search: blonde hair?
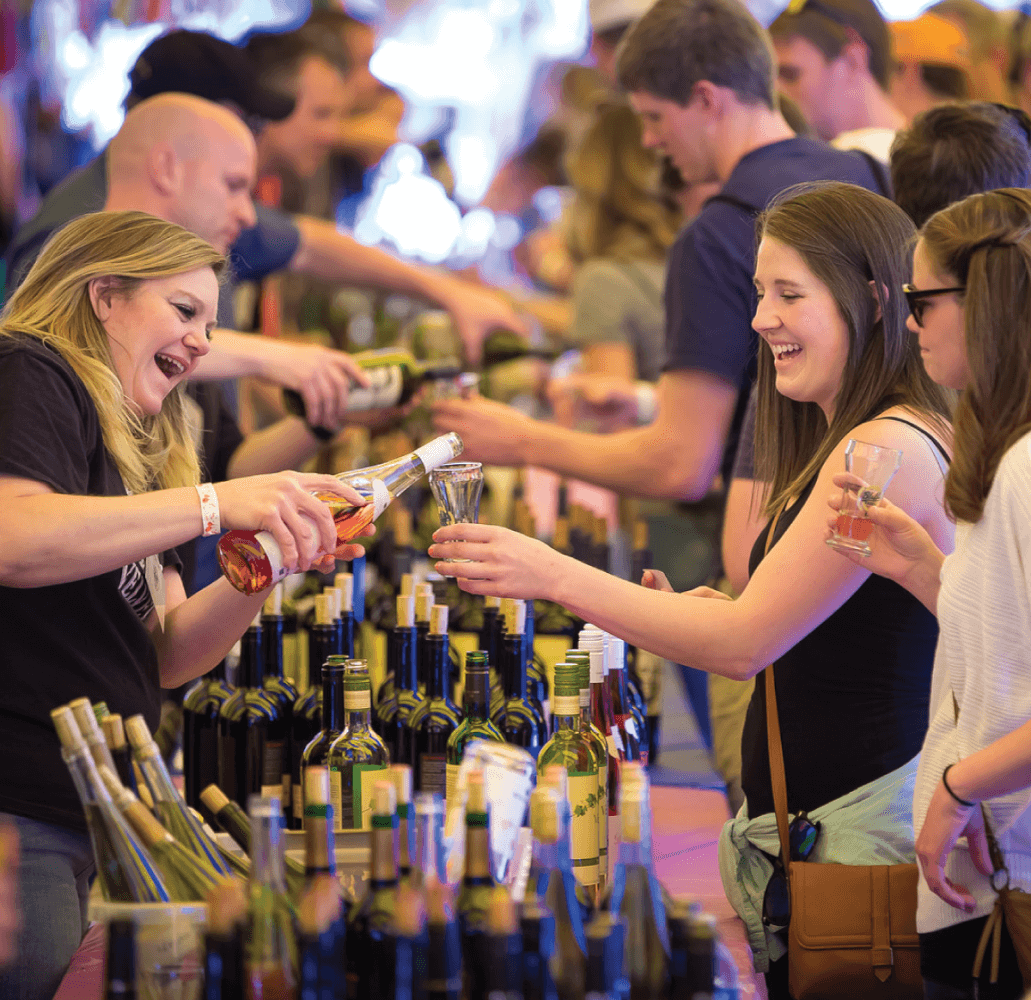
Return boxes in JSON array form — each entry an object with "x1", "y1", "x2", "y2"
[
  {"x1": 921, "y1": 188, "x2": 1031, "y2": 523},
  {"x1": 564, "y1": 102, "x2": 681, "y2": 265},
  {"x1": 1, "y1": 210, "x2": 225, "y2": 495}
]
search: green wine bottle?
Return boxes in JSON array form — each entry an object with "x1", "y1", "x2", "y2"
[{"x1": 445, "y1": 651, "x2": 503, "y2": 812}]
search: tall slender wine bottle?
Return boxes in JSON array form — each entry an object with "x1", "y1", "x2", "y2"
[
  {"x1": 480, "y1": 596, "x2": 506, "y2": 720},
  {"x1": 605, "y1": 636, "x2": 644, "y2": 765},
  {"x1": 217, "y1": 616, "x2": 286, "y2": 813},
  {"x1": 494, "y1": 600, "x2": 546, "y2": 757},
  {"x1": 327, "y1": 660, "x2": 390, "y2": 830},
  {"x1": 524, "y1": 603, "x2": 550, "y2": 726},
  {"x1": 202, "y1": 881, "x2": 247, "y2": 1000},
  {"x1": 261, "y1": 584, "x2": 300, "y2": 810},
  {"x1": 183, "y1": 660, "x2": 233, "y2": 812},
  {"x1": 389, "y1": 764, "x2": 415, "y2": 882},
  {"x1": 333, "y1": 572, "x2": 357, "y2": 659},
  {"x1": 68, "y1": 698, "x2": 117, "y2": 775},
  {"x1": 445, "y1": 652, "x2": 504, "y2": 812},
  {"x1": 585, "y1": 913, "x2": 627, "y2": 1000},
  {"x1": 299, "y1": 655, "x2": 348, "y2": 828},
  {"x1": 101, "y1": 714, "x2": 140, "y2": 799},
  {"x1": 567, "y1": 652, "x2": 609, "y2": 889},
  {"x1": 218, "y1": 433, "x2": 464, "y2": 594},
  {"x1": 424, "y1": 879, "x2": 463, "y2": 1000},
  {"x1": 410, "y1": 606, "x2": 462, "y2": 795},
  {"x1": 392, "y1": 883, "x2": 429, "y2": 1000},
  {"x1": 290, "y1": 593, "x2": 339, "y2": 829},
  {"x1": 377, "y1": 595, "x2": 422, "y2": 763},
  {"x1": 125, "y1": 715, "x2": 232, "y2": 877},
  {"x1": 347, "y1": 780, "x2": 400, "y2": 1000},
  {"x1": 412, "y1": 791, "x2": 447, "y2": 891},
  {"x1": 244, "y1": 795, "x2": 297, "y2": 998},
  {"x1": 414, "y1": 587, "x2": 434, "y2": 691},
  {"x1": 486, "y1": 887, "x2": 522, "y2": 1000},
  {"x1": 529, "y1": 786, "x2": 586, "y2": 1000},
  {"x1": 520, "y1": 896, "x2": 558, "y2": 1000},
  {"x1": 537, "y1": 666, "x2": 600, "y2": 893},
  {"x1": 51, "y1": 707, "x2": 168, "y2": 903},
  {"x1": 628, "y1": 519, "x2": 662, "y2": 766},
  {"x1": 456, "y1": 770, "x2": 496, "y2": 1000}
]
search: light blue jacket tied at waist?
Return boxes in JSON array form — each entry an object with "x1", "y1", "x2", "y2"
[{"x1": 717, "y1": 754, "x2": 919, "y2": 973}]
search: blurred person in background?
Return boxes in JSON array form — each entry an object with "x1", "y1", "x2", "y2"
[
  {"x1": 931, "y1": 0, "x2": 1013, "y2": 102},
  {"x1": 768, "y1": 0, "x2": 905, "y2": 162},
  {"x1": 889, "y1": 13, "x2": 974, "y2": 122}
]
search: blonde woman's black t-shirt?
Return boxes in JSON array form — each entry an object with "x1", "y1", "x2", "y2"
[{"x1": 0, "y1": 336, "x2": 173, "y2": 832}]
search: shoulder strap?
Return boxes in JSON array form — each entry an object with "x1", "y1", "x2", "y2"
[
  {"x1": 855, "y1": 149, "x2": 892, "y2": 198},
  {"x1": 761, "y1": 503, "x2": 793, "y2": 872},
  {"x1": 873, "y1": 415, "x2": 951, "y2": 472}
]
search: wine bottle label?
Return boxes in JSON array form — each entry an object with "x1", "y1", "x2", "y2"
[
  {"x1": 262, "y1": 740, "x2": 284, "y2": 800},
  {"x1": 615, "y1": 713, "x2": 639, "y2": 741},
  {"x1": 420, "y1": 753, "x2": 447, "y2": 796},
  {"x1": 415, "y1": 434, "x2": 462, "y2": 472},
  {"x1": 607, "y1": 730, "x2": 624, "y2": 759},
  {"x1": 567, "y1": 771, "x2": 600, "y2": 887},
  {"x1": 370, "y1": 479, "x2": 390, "y2": 520},
  {"x1": 344, "y1": 365, "x2": 405, "y2": 412},
  {"x1": 445, "y1": 761, "x2": 461, "y2": 814},
  {"x1": 552, "y1": 695, "x2": 580, "y2": 717},
  {"x1": 353, "y1": 763, "x2": 387, "y2": 830},
  {"x1": 330, "y1": 767, "x2": 343, "y2": 832},
  {"x1": 579, "y1": 690, "x2": 590, "y2": 709},
  {"x1": 344, "y1": 690, "x2": 371, "y2": 711}
]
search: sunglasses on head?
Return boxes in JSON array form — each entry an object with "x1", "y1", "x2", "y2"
[
  {"x1": 903, "y1": 284, "x2": 966, "y2": 326},
  {"x1": 762, "y1": 811, "x2": 822, "y2": 928}
]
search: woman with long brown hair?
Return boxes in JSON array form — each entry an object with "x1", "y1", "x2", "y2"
[
  {"x1": 428, "y1": 181, "x2": 955, "y2": 993},
  {"x1": 826, "y1": 188, "x2": 1031, "y2": 999}
]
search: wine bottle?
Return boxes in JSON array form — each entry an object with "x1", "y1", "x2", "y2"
[
  {"x1": 479, "y1": 596, "x2": 506, "y2": 720},
  {"x1": 456, "y1": 770, "x2": 495, "y2": 1000},
  {"x1": 104, "y1": 918, "x2": 136, "y2": 1000},
  {"x1": 410, "y1": 606, "x2": 462, "y2": 795},
  {"x1": 524, "y1": 602, "x2": 550, "y2": 728},
  {"x1": 486, "y1": 887, "x2": 521, "y2": 1000},
  {"x1": 582, "y1": 633, "x2": 623, "y2": 826},
  {"x1": 392, "y1": 883, "x2": 429, "y2": 1000},
  {"x1": 494, "y1": 601, "x2": 546, "y2": 758},
  {"x1": 334, "y1": 572, "x2": 357, "y2": 658},
  {"x1": 125, "y1": 714, "x2": 233, "y2": 877},
  {"x1": 218, "y1": 432, "x2": 464, "y2": 595},
  {"x1": 98, "y1": 765, "x2": 223, "y2": 902},
  {"x1": 528, "y1": 786, "x2": 586, "y2": 1000},
  {"x1": 347, "y1": 780, "x2": 400, "y2": 1000},
  {"x1": 101, "y1": 714, "x2": 140, "y2": 799},
  {"x1": 377, "y1": 595, "x2": 422, "y2": 763},
  {"x1": 536, "y1": 766, "x2": 593, "y2": 924},
  {"x1": 68, "y1": 698, "x2": 117, "y2": 775},
  {"x1": 604, "y1": 777, "x2": 669, "y2": 1000},
  {"x1": 605, "y1": 637, "x2": 644, "y2": 765},
  {"x1": 626, "y1": 523, "x2": 660, "y2": 764},
  {"x1": 297, "y1": 876, "x2": 346, "y2": 1000},
  {"x1": 262, "y1": 584, "x2": 300, "y2": 811},
  {"x1": 183, "y1": 661, "x2": 233, "y2": 813},
  {"x1": 520, "y1": 897, "x2": 558, "y2": 1000},
  {"x1": 203, "y1": 881, "x2": 247, "y2": 1000},
  {"x1": 327, "y1": 660, "x2": 390, "y2": 830},
  {"x1": 290, "y1": 593, "x2": 339, "y2": 829},
  {"x1": 299, "y1": 655, "x2": 349, "y2": 827},
  {"x1": 567, "y1": 652, "x2": 609, "y2": 889},
  {"x1": 584, "y1": 912, "x2": 626, "y2": 1000},
  {"x1": 412, "y1": 791, "x2": 447, "y2": 891},
  {"x1": 284, "y1": 348, "x2": 463, "y2": 422},
  {"x1": 389, "y1": 764, "x2": 415, "y2": 881},
  {"x1": 414, "y1": 586, "x2": 434, "y2": 690},
  {"x1": 244, "y1": 795, "x2": 297, "y2": 998},
  {"x1": 424, "y1": 878, "x2": 463, "y2": 1000},
  {"x1": 446, "y1": 652, "x2": 504, "y2": 812},
  {"x1": 51, "y1": 707, "x2": 168, "y2": 903},
  {"x1": 216, "y1": 616, "x2": 286, "y2": 814}
]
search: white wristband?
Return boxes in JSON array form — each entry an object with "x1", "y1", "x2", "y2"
[{"x1": 195, "y1": 483, "x2": 221, "y2": 537}]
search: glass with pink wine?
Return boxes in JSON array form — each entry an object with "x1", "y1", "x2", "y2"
[
  {"x1": 825, "y1": 438, "x2": 902, "y2": 557},
  {"x1": 217, "y1": 433, "x2": 463, "y2": 595}
]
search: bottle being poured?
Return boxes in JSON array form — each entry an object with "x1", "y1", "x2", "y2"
[{"x1": 218, "y1": 432, "x2": 463, "y2": 595}]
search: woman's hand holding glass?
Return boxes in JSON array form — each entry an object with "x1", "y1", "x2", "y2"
[
  {"x1": 824, "y1": 472, "x2": 937, "y2": 586},
  {"x1": 214, "y1": 471, "x2": 374, "y2": 574}
]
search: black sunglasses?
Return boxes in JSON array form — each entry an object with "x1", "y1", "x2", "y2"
[
  {"x1": 903, "y1": 284, "x2": 966, "y2": 326},
  {"x1": 762, "y1": 812, "x2": 822, "y2": 928}
]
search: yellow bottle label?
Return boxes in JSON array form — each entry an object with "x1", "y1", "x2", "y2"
[
  {"x1": 344, "y1": 690, "x2": 371, "y2": 711},
  {"x1": 293, "y1": 784, "x2": 304, "y2": 824},
  {"x1": 567, "y1": 771, "x2": 600, "y2": 887},
  {"x1": 329, "y1": 768, "x2": 343, "y2": 833},
  {"x1": 446, "y1": 761, "x2": 461, "y2": 815},
  {"x1": 355, "y1": 763, "x2": 388, "y2": 830}
]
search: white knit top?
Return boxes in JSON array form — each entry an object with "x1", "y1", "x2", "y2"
[{"x1": 914, "y1": 431, "x2": 1031, "y2": 934}]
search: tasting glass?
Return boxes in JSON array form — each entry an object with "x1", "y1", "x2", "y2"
[
  {"x1": 826, "y1": 439, "x2": 902, "y2": 557},
  {"x1": 429, "y1": 462, "x2": 484, "y2": 567}
]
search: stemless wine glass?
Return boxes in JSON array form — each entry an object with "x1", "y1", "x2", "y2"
[
  {"x1": 826, "y1": 439, "x2": 903, "y2": 557},
  {"x1": 429, "y1": 462, "x2": 484, "y2": 567}
]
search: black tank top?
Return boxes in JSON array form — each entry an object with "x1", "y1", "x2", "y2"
[{"x1": 740, "y1": 418, "x2": 947, "y2": 818}]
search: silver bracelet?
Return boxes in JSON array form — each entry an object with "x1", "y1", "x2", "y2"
[{"x1": 195, "y1": 483, "x2": 221, "y2": 537}]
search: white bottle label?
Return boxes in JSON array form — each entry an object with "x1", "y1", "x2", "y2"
[
  {"x1": 446, "y1": 762, "x2": 461, "y2": 815},
  {"x1": 345, "y1": 366, "x2": 405, "y2": 412}
]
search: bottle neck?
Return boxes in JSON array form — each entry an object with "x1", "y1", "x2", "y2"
[
  {"x1": 551, "y1": 709, "x2": 580, "y2": 734},
  {"x1": 463, "y1": 669, "x2": 490, "y2": 721},
  {"x1": 261, "y1": 615, "x2": 284, "y2": 679},
  {"x1": 310, "y1": 624, "x2": 339, "y2": 679},
  {"x1": 344, "y1": 704, "x2": 372, "y2": 732},
  {"x1": 394, "y1": 627, "x2": 419, "y2": 693},
  {"x1": 322, "y1": 669, "x2": 345, "y2": 734},
  {"x1": 370, "y1": 816, "x2": 398, "y2": 885},
  {"x1": 464, "y1": 813, "x2": 491, "y2": 882},
  {"x1": 339, "y1": 612, "x2": 356, "y2": 659},
  {"x1": 609, "y1": 666, "x2": 631, "y2": 711},
  {"x1": 415, "y1": 809, "x2": 443, "y2": 884},
  {"x1": 250, "y1": 810, "x2": 286, "y2": 892},
  {"x1": 304, "y1": 804, "x2": 335, "y2": 877},
  {"x1": 480, "y1": 608, "x2": 498, "y2": 665},
  {"x1": 426, "y1": 635, "x2": 449, "y2": 700},
  {"x1": 239, "y1": 627, "x2": 263, "y2": 688},
  {"x1": 503, "y1": 635, "x2": 526, "y2": 700},
  {"x1": 397, "y1": 805, "x2": 412, "y2": 873},
  {"x1": 616, "y1": 833, "x2": 649, "y2": 869}
]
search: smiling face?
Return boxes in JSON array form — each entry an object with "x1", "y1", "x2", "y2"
[
  {"x1": 753, "y1": 236, "x2": 852, "y2": 419},
  {"x1": 908, "y1": 239, "x2": 969, "y2": 390},
  {"x1": 629, "y1": 90, "x2": 717, "y2": 186},
  {"x1": 91, "y1": 267, "x2": 219, "y2": 417}
]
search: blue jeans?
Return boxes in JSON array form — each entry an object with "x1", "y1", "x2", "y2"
[{"x1": 0, "y1": 813, "x2": 94, "y2": 1000}]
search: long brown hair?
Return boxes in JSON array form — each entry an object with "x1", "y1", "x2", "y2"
[
  {"x1": 754, "y1": 182, "x2": 953, "y2": 515},
  {"x1": 1, "y1": 211, "x2": 225, "y2": 494},
  {"x1": 921, "y1": 188, "x2": 1031, "y2": 523}
]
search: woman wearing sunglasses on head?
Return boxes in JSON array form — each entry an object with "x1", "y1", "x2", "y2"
[
  {"x1": 825, "y1": 189, "x2": 1031, "y2": 1000},
  {"x1": 0, "y1": 210, "x2": 373, "y2": 1000},
  {"x1": 429, "y1": 181, "x2": 955, "y2": 996}
]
